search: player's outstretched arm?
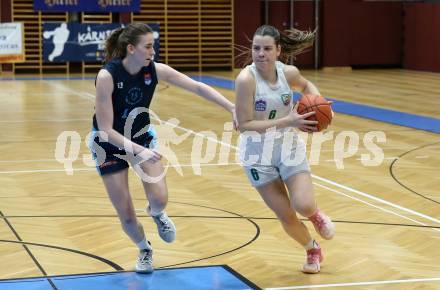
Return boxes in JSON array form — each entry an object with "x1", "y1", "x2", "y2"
[{"x1": 155, "y1": 62, "x2": 237, "y2": 128}]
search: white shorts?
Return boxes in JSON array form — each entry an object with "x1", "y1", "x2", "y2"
[{"x1": 239, "y1": 130, "x2": 310, "y2": 187}]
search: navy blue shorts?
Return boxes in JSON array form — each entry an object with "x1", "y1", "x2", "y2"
[{"x1": 88, "y1": 126, "x2": 157, "y2": 176}]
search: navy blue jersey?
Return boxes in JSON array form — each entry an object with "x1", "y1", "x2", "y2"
[{"x1": 93, "y1": 59, "x2": 158, "y2": 142}]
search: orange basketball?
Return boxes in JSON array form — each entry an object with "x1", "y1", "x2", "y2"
[{"x1": 297, "y1": 94, "x2": 333, "y2": 132}]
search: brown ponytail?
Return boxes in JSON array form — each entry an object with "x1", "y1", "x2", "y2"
[
  {"x1": 104, "y1": 27, "x2": 124, "y2": 62},
  {"x1": 235, "y1": 24, "x2": 316, "y2": 66},
  {"x1": 104, "y1": 23, "x2": 153, "y2": 63}
]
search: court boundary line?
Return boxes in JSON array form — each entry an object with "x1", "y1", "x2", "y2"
[
  {"x1": 312, "y1": 175, "x2": 439, "y2": 224},
  {"x1": 313, "y1": 182, "x2": 440, "y2": 232},
  {"x1": 265, "y1": 277, "x2": 440, "y2": 289}
]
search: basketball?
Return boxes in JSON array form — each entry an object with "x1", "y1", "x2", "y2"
[{"x1": 297, "y1": 94, "x2": 333, "y2": 131}]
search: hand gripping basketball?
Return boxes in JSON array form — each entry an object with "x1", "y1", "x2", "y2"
[{"x1": 297, "y1": 94, "x2": 333, "y2": 132}]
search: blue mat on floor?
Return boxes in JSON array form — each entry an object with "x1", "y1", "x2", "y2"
[{"x1": 0, "y1": 265, "x2": 260, "y2": 290}]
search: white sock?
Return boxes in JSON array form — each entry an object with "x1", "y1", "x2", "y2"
[
  {"x1": 147, "y1": 205, "x2": 163, "y2": 217},
  {"x1": 136, "y1": 238, "x2": 152, "y2": 251},
  {"x1": 304, "y1": 239, "x2": 319, "y2": 250}
]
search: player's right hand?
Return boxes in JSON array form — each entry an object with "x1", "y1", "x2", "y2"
[
  {"x1": 137, "y1": 148, "x2": 162, "y2": 163},
  {"x1": 287, "y1": 102, "x2": 318, "y2": 132}
]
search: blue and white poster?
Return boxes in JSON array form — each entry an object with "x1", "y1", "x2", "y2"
[
  {"x1": 34, "y1": 0, "x2": 140, "y2": 12},
  {"x1": 42, "y1": 23, "x2": 160, "y2": 63}
]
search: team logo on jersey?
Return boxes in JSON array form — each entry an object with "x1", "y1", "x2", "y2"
[
  {"x1": 255, "y1": 99, "x2": 267, "y2": 111},
  {"x1": 144, "y1": 73, "x2": 152, "y2": 85},
  {"x1": 117, "y1": 82, "x2": 123, "y2": 89},
  {"x1": 281, "y1": 94, "x2": 291, "y2": 106},
  {"x1": 126, "y1": 87, "x2": 143, "y2": 105}
]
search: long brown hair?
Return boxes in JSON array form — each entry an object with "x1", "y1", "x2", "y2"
[
  {"x1": 104, "y1": 23, "x2": 153, "y2": 62},
  {"x1": 235, "y1": 24, "x2": 315, "y2": 66}
]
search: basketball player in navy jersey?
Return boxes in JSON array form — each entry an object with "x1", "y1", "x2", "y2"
[{"x1": 89, "y1": 23, "x2": 237, "y2": 273}]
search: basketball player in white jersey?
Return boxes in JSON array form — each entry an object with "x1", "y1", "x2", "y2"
[{"x1": 235, "y1": 25, "x2": 335, "y2": 274}]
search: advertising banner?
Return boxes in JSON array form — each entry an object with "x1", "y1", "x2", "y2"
[
  {"x1": 0, "y1": 22, "x2": 25, "y2": 63},
  {"x1": 42, "y1": 23, "x2": 160, "y2": 63},
  {"x1": 34, "y1": 0, "x2": 140, "y2": 12}
]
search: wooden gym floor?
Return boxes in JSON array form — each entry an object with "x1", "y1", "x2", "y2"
[{"x1": 0, "y1": 68, "x2": 439, "y2": 289}]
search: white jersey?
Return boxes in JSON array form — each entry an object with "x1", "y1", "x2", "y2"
[
  {"x1": 250, "y1": 61, "x2": 293, "y2": 125},
  {"x1": 238, "y1": 61, "x2": 310, "y2": 185},
  {"x1": 239, "y1": 61, "x2": 307, "y2": 169}
]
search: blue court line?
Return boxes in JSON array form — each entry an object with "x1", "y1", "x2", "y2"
[
  {"x1": 191, "y1": 75, "x2": 235, "y2": 90},
  {"x1": 191, "y1": 75, "x2": 440, "y2": 134},
  {"x1": 0, "y1": 265, "x2": 260, "y2": 290},
  {"x1": 2, "y1": 74, "x2": 438, "y2": 133},
  {"x1": 326, "y1": 98, "x2": 440, "y2": 133}
]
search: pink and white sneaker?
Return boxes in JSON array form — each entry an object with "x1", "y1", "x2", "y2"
[
  {"x1": 308, "y1": 209, "x2": 335, "y2": 240},
  {"x1": 302, "y1": 245, "x2": 324, "y2": 274}
]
